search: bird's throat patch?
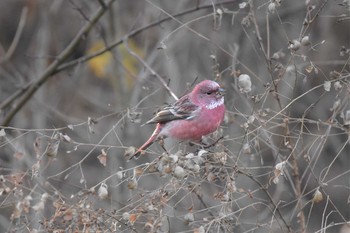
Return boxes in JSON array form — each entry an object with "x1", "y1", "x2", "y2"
[{"x1": 206, "y1": 98, "x2": 224, "y2": 110}]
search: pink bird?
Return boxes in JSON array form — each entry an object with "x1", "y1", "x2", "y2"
[{"x1": 130, "y1": 80, "x2": 225, "y2": 159}]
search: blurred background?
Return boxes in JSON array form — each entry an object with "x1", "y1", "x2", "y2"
[{"x1": 0, "y1": 0, "x2": 349, "y2": 232}]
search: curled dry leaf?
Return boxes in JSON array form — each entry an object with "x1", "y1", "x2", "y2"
[
  {"x1": 88, "y1": 117, "x2": 97, "y2": 134},
  {"x1": 134, "y1": 167, "x2": 143, "y2": 177},
  {"x1": 128, "y1": 178, "x2": 138, "y2": 190},
  {"x1": 270, "y1": 161, "x2": 287, "y2": 184},
  {"x1": 129, "y1": 213, "x2": 138, "y2": 225},
  {"x1": 312, "y1": 187, "x2": 323, "y2": 203},
  {"x1": 97, "y1": 149, "x2": 107, "y2": 167}
]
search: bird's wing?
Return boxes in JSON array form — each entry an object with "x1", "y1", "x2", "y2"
[{"x1": 144, "y1": 95, "x2": 199, "y2": 125}]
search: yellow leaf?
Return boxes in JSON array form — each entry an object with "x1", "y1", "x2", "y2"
[
  {"x1": 87, "y1": 41, "x2": 113, "y2": 78},
  {"x1": 118, "y1": 40, "x2": 144, "y2": 89}
]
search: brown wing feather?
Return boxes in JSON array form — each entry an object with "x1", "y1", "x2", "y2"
[{"x1": 144, "y1": 94, "x2": 199, "y2": 125}]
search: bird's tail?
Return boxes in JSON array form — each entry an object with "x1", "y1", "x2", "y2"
[{"x1": 129, "y1": 123, "x2": 162, "y2": 160}]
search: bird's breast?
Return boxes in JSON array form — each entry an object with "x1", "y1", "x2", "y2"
[{"x1": 159, "y1": 104, "x2": 225, "y2": 141}]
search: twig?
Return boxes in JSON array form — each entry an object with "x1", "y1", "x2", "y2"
[
  {"x1": 237, "y1": 168, "x2": 292, "y2": 232},
  {"x1": 123, "y1": 36, "x2": 178, "y2": 101},
  {"x1": 250, "y1": 1, "x2": 283, "y2": 110}
]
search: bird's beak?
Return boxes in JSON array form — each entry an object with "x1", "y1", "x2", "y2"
[{"x1": 216, "y1": 87, "x2": 225, "y2": 97}]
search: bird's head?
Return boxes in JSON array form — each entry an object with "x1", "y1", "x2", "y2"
[{"x1": 191, "y1": 80, "x2": 225, "y2": 109}]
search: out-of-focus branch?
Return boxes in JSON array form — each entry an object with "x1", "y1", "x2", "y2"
[
  {"x1": 0, "y1": 0, "x2": 116, "y2": 126},
  {"x1": 237, "y1": 168, "x2": 292, "y2": 232},
  {"x1": 0, "y1": 7, "x2": 28, "y2": 63},
  {"x1": 55, "y1": 0, "x2": 237, "y2": 73},
  {"x1": 0, "y1": 0, "x2": 236, "y2": 120},
  {"x1": 123, "y1": 36, "x2": 178, "y2": 101}
]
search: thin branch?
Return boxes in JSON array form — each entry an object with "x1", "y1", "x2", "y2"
[
  {"x1": 123, "y1": 36, "x2": 178, "y2": 101},
  {"x1": 237, "y1": 168, "x2": 292, "y2": 232}
]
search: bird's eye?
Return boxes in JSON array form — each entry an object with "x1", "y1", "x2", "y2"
[{"x1": 206, "y1": 91, "x2": 212, "y2": 95}]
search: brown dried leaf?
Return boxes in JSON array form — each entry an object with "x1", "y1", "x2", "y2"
[
  {"x1": 97, "y1": 149, "x2": 107, "y2": 167},
  {"x1": 129, "y1": 213, "x2": 138, "y2": 225},
  {"x1": 134, "y1": 167, "x2": 143, "y2": 177},
  {"x1": 64, "y1": 209, "x2": 74, "y2": 221}
]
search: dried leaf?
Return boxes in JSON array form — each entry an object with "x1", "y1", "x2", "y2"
[
  {"x1": 312, "y1": 187, "x2": 323, "y2": 203},
  {"x1": 88, "y1": 117, "x2": 97, "y2": 134},
  {"x1": 129, "y1": 213, "x2": 138, "y2": 225},
  {"x1": 270, "y1": 161, "x2": 286, "y2": 184},
  {"x1": 128, "y1": 178, "x2": 137, "y2": 190},
  {"x1": 63, "y1": 210, "x2": 74, "y2": 221},
  {"x1": 97, "y1": 149, "x2": 107, "y2": 167},
  {"x1": 134, "y1": 167, "x2": 143, "y2": 177}
]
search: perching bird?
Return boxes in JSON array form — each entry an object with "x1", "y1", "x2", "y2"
[{"x1": 130, "y1": 80, "x2": 225, "y2": 159}]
